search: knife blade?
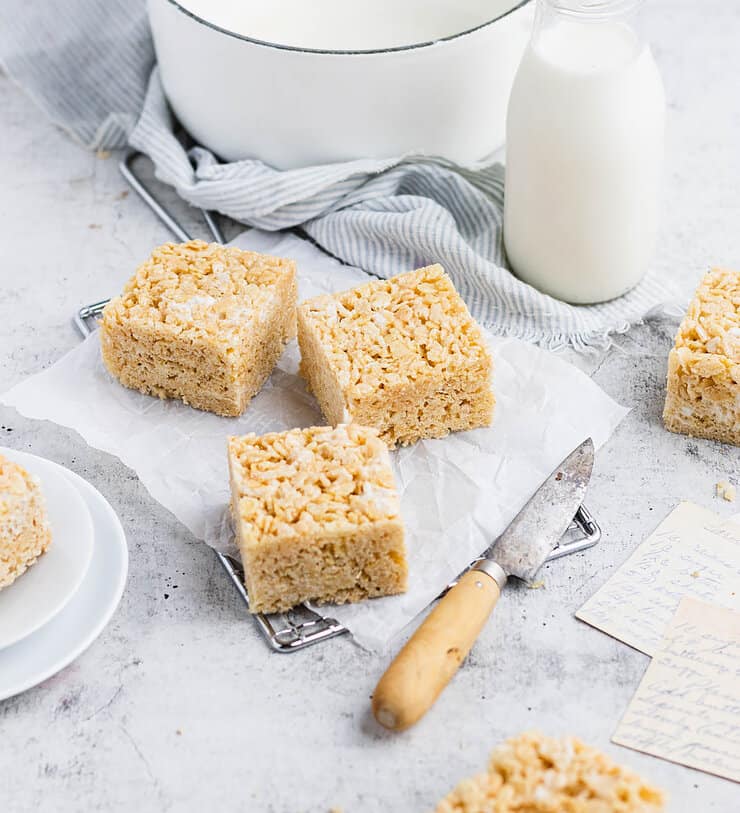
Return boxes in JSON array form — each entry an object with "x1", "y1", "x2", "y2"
[
  {"x1": 372, "y1": 437, "x2": 595, "y2": 732},
  {"x1": 476, "y1": 436, "x2": 594, "y2": 586}
]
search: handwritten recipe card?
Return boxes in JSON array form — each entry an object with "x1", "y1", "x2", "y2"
[
  {"x1": 613, "y1": 597, "x2": 740, "y2": 783},
  {"x1": 576, "y1": 502, "x2": 740, "y2": 655}
]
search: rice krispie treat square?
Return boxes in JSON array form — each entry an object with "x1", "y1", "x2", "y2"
[
  {"x1": 228, "y1": 424, "x2": 407, "y2": 614},
  {"x1": 101, "y1": 240, "x2": 297, "y2": 417},
  {"x1": 297, "y1": 265, "x2": 494, "y2": 447},
  {"x1": 1, "y1": 455, "x2": 51, "y2": 591},
  {"x1": 663, "y1": 268, "x2": 739, "y2": 446},
  {"x1": 434, "y1": 732, "x2": 665, "y2": 813}
]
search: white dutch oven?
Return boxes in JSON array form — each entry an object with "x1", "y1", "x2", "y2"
[{"x1": 148, "y1": 0, "x2": 534, "y2": 170}]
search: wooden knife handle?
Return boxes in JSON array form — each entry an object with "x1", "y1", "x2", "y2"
[{"x1": 372, "y1": 568, "x2": 502, "y2": 731}]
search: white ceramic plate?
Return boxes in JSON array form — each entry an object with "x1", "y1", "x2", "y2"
[
  {"x1": 0, "y1": 449, "x2": 94, "y2": 649},
  {"x1": 0, "y1": 454, "x2": 128, "y2": 701}
]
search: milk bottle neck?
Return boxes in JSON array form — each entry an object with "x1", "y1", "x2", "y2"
[
  {"x1": 532, "y1": 0, "x2": 647, "y2": 71},
  {"x1": 536, "y1": 0, "x2": 644, "y2": 22}
]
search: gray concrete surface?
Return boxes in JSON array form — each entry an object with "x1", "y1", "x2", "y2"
[{"x1": 0, "y1": 2, "x2": 738, "y2": 810}]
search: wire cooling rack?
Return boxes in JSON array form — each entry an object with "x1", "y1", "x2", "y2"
[{"x1": 73, "y1": 150, "x2": 602, "y2": 652}]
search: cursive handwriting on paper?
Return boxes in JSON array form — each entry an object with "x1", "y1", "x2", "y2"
[
  {"x1": 613, "y1": 597, "x2": 740, "y2": 783},
  {"x1": 576, "y1": 502, "x2": 740, "y2": 655}
]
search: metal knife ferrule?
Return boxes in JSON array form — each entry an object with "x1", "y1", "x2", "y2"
[{"x1": 473, "y1": 559, "x2": 508, "y2": 590}]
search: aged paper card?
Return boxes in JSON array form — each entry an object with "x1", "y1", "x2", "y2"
[
  {"x1": 613, "y1": 597, "x2": 740, "y2": 783},
  {"x1": 576, "y1": 502, "x2": 740, "y2": 655}
]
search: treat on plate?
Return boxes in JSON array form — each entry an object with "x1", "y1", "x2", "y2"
[
  {"x1": 297, "y1": 264, "x2": 494, "y2": 447},
  {"x1": 663, "y1": 267, "x2": 739, "y2": 446},
  {"x1": 434, "y1": 731, "x2": 665, "y2": 813},
  {"x1": 228, "y1": 424, "x2": 407, "y2": 614},
  {"x1": 0, "y1": 454, "x2": 52, "y2": 590},
  {"x1": 100, "y1": 240, "x2": 297, "y2": 417}
]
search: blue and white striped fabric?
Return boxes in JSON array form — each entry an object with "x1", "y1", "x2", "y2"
[{"x1": 1, "y1": 0, "x2": 672, "y2": 349}]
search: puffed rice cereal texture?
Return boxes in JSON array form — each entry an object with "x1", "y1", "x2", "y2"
[
  {"x1": 228, "y1": 424, "x2": 407, "y2": 614},
  {"x1": 101, "y1": 240, "x2": 297, "y2": 417},
  {"x1": 663, "y1": 268, "x2": 739, "y2": 445},
  {"x1": 433, "y1": 732, "x2": 665, "y2": 813},
  {"x1": 297, "y1": 265, "x2": 494, "y2": 447},
  {"x1": 0, "y1": 454, "x2": 51, "y2": 590}
]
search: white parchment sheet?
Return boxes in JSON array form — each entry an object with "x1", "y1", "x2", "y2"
[{"x1": 1, "y1": 231, "x2": 628, "y2": 651}]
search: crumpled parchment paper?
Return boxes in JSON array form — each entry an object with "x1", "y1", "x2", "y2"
[{"x1": 1, "y1": 230, "x2": 628, "y2": 651}]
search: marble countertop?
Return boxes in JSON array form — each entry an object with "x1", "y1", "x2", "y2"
[{"x1": 0, "y1": 2, "x2": 738, "y2": 810}]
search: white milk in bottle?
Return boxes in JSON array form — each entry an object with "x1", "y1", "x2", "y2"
[{"x1": 504, "y1": 0, "x2": 665, "y2": 304}]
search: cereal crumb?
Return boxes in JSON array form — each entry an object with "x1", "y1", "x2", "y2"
[
  {"x1": 96, "y1": 149, "x2": 111, "y2": 159},
  {"x1": 528, "y1": 580, "x2": 545, "y2": 590},
  {"x1": 716, "y1": 480, "x2": 736, "y2": 502},
  {"x1": 690, "y1": 571, "x2": 701, "y2": 578}
]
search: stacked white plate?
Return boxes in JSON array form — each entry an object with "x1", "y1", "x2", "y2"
[{"x1": 0, "y1": 448, "x2": 128, "y2": 700}]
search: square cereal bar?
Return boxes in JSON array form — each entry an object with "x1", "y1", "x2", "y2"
[
  {"x1": 228, "y1": 424, "x2": 407, "y2": 614},
  {"x1": 101, "y1": 240, "x2": 297, "y2": 417},
  {"x1": 1, "y1": 454, "x2": 51, "y2": 590},
  {"x1": 297, "y1": 265, "x2": 494, "y2": 447},
  {"x1": 663, "y1": 268, "x2": 739, "y2": 446},
  {"x1": 434, "y1": 732, "x2": 665, "y2": 813}
]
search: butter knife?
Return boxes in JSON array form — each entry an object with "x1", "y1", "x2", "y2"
[{"x1": 372, "y1": 437, "x2": 595, "y2": 731}]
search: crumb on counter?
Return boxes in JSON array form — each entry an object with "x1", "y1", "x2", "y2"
[{"x1": 716, "y1": 480, "x2": 737, "y2": 502}]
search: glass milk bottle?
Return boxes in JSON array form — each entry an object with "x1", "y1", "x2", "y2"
[{"x1": 503, "y1": 0, "x2": 665, "y2": 304}]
